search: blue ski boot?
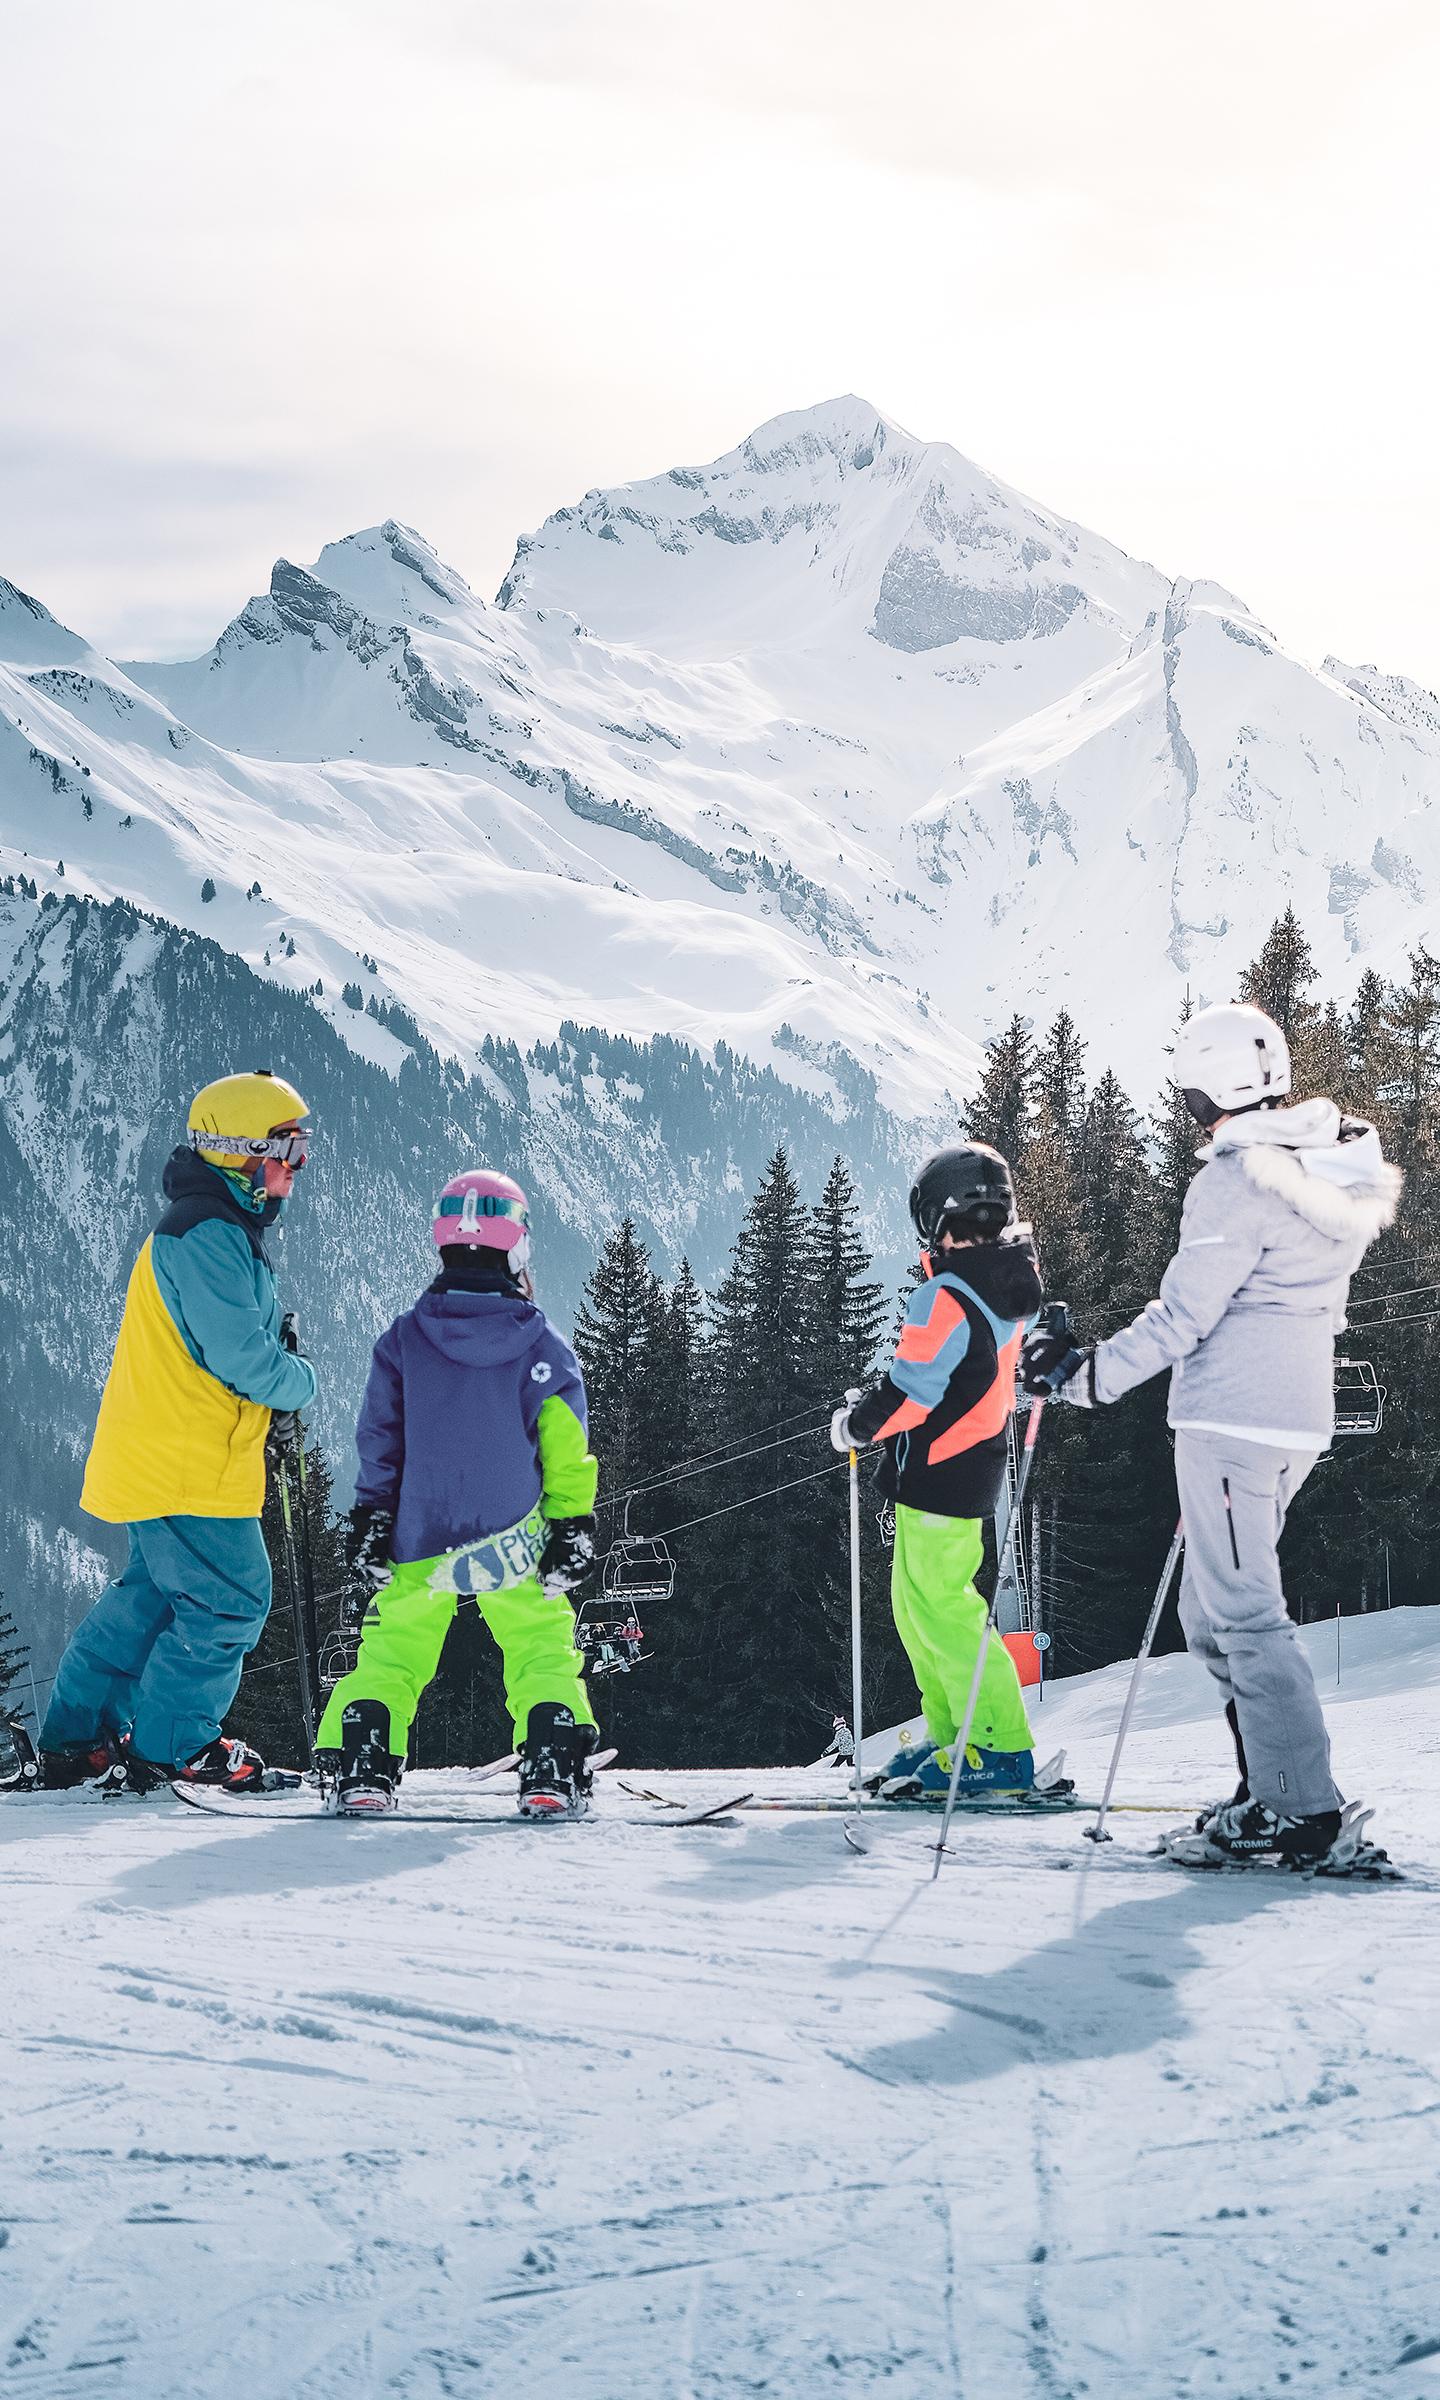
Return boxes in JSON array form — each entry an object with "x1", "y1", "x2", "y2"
[
  {"x1": 870, "y1": 1730, "x2": 937, "y2": 1795},
  {"x1": 909, "y1": 1744, "x2": 1037, "y2": 1801}
]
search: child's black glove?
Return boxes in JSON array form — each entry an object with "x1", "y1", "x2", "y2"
[
  {"x1": 346, "y1": 1504, "x2": 396, "y2": 1591},
  {"x1": 538, "y1": 1516, "x2": 598, "y2": 1598},
  {"x1": 1020, "y1": 1321, "x2": 1095, "y2": 1404}
]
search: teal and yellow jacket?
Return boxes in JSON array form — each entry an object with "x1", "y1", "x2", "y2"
[{"x1": 82, "y1": 1148, "x2": 316, "y2": 1524}]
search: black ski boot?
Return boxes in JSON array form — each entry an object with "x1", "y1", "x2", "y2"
[
  {"x1": 334, "y1": 1699, "x2": 403, "y2": 1815},
  {"x1": 517, "y1": 1704, "x2": 598, "y2": 1820},
  {"x1": 38, "y1": 1733, "x2": 128, "y2": 1792},
  {"x1": 1, "y1": 1710, "x2": 40, "y2": 1791},
  {"x1": 1162, "y1": 1794, "x2": 1399, "y2": 1877},
  {"x1": 127, "y1": 1735, "x2": 271, "y2": 1794}
]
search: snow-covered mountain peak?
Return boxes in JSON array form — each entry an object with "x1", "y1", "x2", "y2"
[
  {"x1": 5, "y1": 394, "x2": 1440, "y2": 1118},
  {"x1": 0, "y1": 577, "x2": 90, "y2": 671},
  {"x1": 122, "y1": 527, "x2": 498, "y2": 766},
  {"x1": 309, "y1": 520, "x2": 485, "y2": 635},
  {"x1": 496, "y1": 393, "x2": 1170, "y2": 663}
]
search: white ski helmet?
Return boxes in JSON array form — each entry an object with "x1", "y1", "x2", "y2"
[{"x1": 1174, "y1": 1002, "x2": 1292, "y2": 1124}]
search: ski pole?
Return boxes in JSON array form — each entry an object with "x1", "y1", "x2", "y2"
[
  {"x1": 1084, "y1": 1518, "x2": 1185, "y2": 1846},
  {"x1": 846, "y1": 1388, "x2": 864, "y2": 1809},
  {"x1": 930, "y1": 1394, "x2": 1047, "y2": 1880},
  {"x1": 294, "y1": 1436, "x2": 323, "y2": 1722},
  {"x1": 276, "y1": 1454, "x2": 319, "y2": 1754},
  {"x1": 278, "y1": 1309, "x2": 322, "y2": 1742}
]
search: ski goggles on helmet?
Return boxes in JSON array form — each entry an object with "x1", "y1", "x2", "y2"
[
  {"x1": 189, "y1": 1125, "x2": 313, "y2": 1166},
  {"x1": 432, "y1": 1189, "x2": 529, "y2": 1231}
]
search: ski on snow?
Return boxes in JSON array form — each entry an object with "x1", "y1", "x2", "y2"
[{"x1": 169, "y1": 1781, "x2": 752, "y2": 1829}]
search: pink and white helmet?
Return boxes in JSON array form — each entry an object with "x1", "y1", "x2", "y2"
[{"x1": 431, "y1": 1168, "x2": 532, "y2": 1268}]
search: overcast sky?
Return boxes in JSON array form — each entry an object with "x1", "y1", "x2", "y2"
[{"x1": 3, "y1": 0, "x2": 1437, "y2": 678}]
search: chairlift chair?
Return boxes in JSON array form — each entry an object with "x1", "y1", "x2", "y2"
[
  {"x1": 318, "y1": 1626, "x2": 360, "y2": 1689},
  {"x1": 575, "y1": 1596, "x2": 651, "y2": 1679},
  {"x1": 1332, "y1": 1357, "x2": 1386, "y2": 1438},
  {"x1": 601, "y1": 1532, "x2": 676, "y2": 1608}
]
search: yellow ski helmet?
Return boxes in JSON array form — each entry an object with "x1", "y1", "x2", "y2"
[{"x1": 187, "y1": 1069, "x2": 311, "y2": 1170}]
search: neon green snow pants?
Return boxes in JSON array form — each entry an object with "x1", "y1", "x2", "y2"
[
  {"x1": 891, "y1": 1504, "x2": 1033, "y2": 1754},
  {"x1": 315, "y1": 1556, "x2": 596, "y2": 1755}
]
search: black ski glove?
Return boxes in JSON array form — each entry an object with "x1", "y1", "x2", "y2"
[
  {"x1": 346, "y1": 1503, "x2": 396, "y2": 1592},
  {"x1": 1020, "y1": 1322, "x2": 1096, "y2": 1405},
  {"x1": 267, "y1": 1410, "x2": 302, "y2": 1457},
  {"x1": 538, "y1": 1516, "x2": 598, "y2": 1598}
]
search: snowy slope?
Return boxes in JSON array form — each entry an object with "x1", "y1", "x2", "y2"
[
  {"x1": 4, "y1": 400, "x2": 1440, "y2": 1116},
  {"x1": 4, "y1": 1606, "x2": 1439, "y2": 2397}
]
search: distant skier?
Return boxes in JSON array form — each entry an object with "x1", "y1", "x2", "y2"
[
  {"x1": 831, "y1": 1142, "x2": 1054, "y2": 1802},
  {"x1": 820, "y1": 1714, "x2": 855, "y2": 1769},
  {"x1": 1021, "y1": 1003, "x2": 1401, "y2": 1871},
  {"x1": 40, "y1": 1071, "x2": 316, "y2": 1791},
  {"x1": 317, "y1": 1168, "x2": 602, "y2": 1818}
]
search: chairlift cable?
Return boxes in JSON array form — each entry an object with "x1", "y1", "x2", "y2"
[
  {"x1": 596, "y1": 1409, "x2": 833, "y2": 1512},
  {"x1": 659, "y1": 1457, "x2": 851, "y2": 1541}
]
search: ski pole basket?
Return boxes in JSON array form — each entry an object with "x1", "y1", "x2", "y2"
[{"x1": 1333, "y1": 1357, "x2": 1386, "y2": 1437}]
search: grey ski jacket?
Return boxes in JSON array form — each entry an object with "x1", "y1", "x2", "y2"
[{"x1": 1087, "y1": 1101, "x2": 1401, "y2": 1447}]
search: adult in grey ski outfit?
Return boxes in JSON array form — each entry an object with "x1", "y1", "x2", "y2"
[{"x1": 1021, "y1": 1001, "x2": 1401, "y2": 1867}]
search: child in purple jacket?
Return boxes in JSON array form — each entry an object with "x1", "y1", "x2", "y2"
[{"x1": 317, "y1": 1169, "x2": 600, "y2": 1817}]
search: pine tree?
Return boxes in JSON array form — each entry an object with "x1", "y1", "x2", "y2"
[
  {"x1": 966, "y1": 1014, "x2": 1037, "y2": 1178},
  {"x1": 595, "y1": 1257, "x2": 709, "y2": 1768},
  {"x1": 574, "y1": 1218, "x2": 664, "y2": 1502},
  {"x1": 685, "y1": 1149, "x2": 840, "y2": 1761},
  {"x1": 0, "y1": 1593, "x2": 28, "y2": 1712},
  {"x1": 1238, "y1": 905, "x2": 1321, "y2": 1063},
  {"x1": 802, "y1": 1156, "x2": 887, "y2": 1399},
  {"x1": 1025, "y1": 1012, "x2": 1092, "y2": 1312}
]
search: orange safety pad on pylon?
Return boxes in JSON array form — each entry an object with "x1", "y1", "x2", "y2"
[{"x1": 1002, "y1": 1629, "x2": 1042, "y2": 1688}]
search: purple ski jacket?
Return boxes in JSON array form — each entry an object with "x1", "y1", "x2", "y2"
[{"x1": 354, "y1": 1284, "x2": 596, "y2": 1564}]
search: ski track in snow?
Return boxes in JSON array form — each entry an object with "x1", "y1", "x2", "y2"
[{"x1": 4, "y1": 1609, "x2": 1440, "y2": 2399}]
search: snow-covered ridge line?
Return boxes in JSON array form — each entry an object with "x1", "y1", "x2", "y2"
[{"x1": 3, "y1": 399, "x2": 1439, "y2": 1108}]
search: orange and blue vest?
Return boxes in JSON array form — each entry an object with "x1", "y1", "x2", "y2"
[{"x1": 849, "y1": 1232, "x2": 1044, "y2": 1519}]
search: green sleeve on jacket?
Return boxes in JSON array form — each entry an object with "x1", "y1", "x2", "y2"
[{"x1": 537, "y1": 1394, "x2": 598, "y2": 1518}]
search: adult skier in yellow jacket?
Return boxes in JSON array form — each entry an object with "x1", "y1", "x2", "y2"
[{"x1": 40, "y1": 1070, "x2": 316, "y2": 1791}]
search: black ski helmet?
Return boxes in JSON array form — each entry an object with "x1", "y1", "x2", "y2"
[{"x1": 909, "y1": 1142, "x2": 1016, "y2": 1247}]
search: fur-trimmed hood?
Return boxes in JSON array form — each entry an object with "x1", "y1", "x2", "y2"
[{"x1": 1201, "y1": 1100, "x2": 1403, "y2": 1245}]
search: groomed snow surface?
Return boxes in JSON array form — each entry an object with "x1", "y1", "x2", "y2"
[{"x1": 4, "y1": 1607, "x2": 1439, "y2": 2398}]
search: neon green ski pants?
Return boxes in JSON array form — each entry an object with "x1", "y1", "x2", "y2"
[
  {"x1": 891, "y1": 1504, "x2": 1033, "y2": 1754},
  {"x1": 315, "y1": 1557, "x2": 596, "y2": 1755}
]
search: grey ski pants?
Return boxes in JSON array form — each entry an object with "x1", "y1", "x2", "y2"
[{"x1": 1173, "y1": 1429, "x2": 1338, "y2": 1818}]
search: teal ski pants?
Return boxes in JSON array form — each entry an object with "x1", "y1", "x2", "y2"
[{"x1": 41, "y1": 1516, "x2": 271, "y2": 1769}]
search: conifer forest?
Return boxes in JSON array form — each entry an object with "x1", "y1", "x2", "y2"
[{"x1": 218, "y1": 906, "x2": 1440, "y2": 1776}]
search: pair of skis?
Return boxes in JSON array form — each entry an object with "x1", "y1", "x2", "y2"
[
  {"x1": 170, "y1": 1782, "x2": 752, "y2": 1829},
  {"x1": 171, "y1": 1749, "x2": 753, "y2": 1829}
]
